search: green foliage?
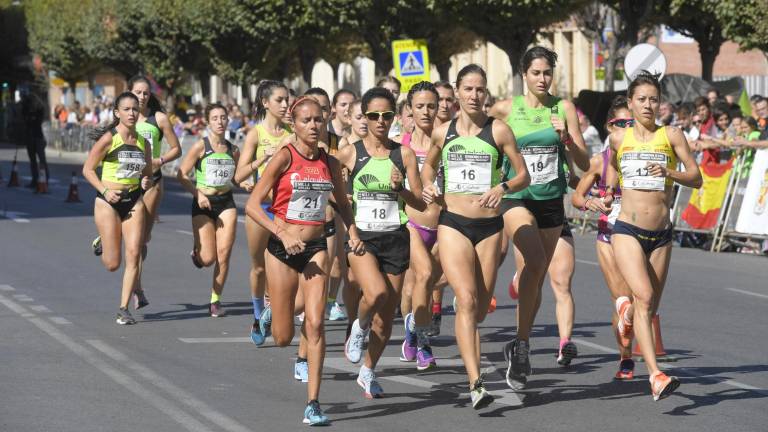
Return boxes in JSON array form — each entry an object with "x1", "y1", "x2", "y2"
[
  {"x1": 0, "y1": 1, "x2": 33, "y2": 84},
  {"x1": 716, "y1": 0, "x2": 768, "y2": 53},
  {"x1": 662, "y1": 0, "x2": 726, "y2": 81}
]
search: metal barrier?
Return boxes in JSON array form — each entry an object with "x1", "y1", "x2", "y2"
[{"x1": 44, "y1": 122, "x2": 97, "y2": 153}]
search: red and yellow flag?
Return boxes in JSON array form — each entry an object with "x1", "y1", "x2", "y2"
[{"x1": 681, "y1": 159, "x2": 734, "y2": 229}]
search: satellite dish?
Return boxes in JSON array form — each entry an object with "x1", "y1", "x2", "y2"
[{"x1": 624, "y1": 43, "x2": 667, "y2": 81}]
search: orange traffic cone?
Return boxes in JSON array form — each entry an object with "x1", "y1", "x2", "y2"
[
  {"x1": 632, "y1": 314, "x2": 675, "y2": 362},
  {"x1": 8, "y1": 157, "x2": 20, "y2": 187},
  {"x1": 35, "y1": 166, "x2": 48, "y2": 194},
  {"x1": 488, "y1": 295, "x2": 497, "y2": 313},
  {"x1": 65, "y1": 171, "x2": 81, "y2": 202}
]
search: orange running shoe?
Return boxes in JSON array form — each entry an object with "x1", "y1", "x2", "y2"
[
  {"x1": 615, "y1": 296, "x2": 633, "y2": 338},
  {"x1": 650, "y1": 371, "x2": 680, "y2": 401},
  {"x1": 508, "y1": 271, "x2": 518, "y2": 300}
]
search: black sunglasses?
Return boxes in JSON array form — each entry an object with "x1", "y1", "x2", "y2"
[
  {"x1": 365, "y1": 111, "x2": 395, "y2": 121},
  {"x1": 608, "y1": 118, "x2": 634, "y2": 128}
]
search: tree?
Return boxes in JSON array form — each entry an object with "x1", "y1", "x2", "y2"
[
  {"x1": 0, "y1": 1, "x2": 33, "y2": 87},
  {"x1": 575, "y1": 0, "x2": 659, "y2": 91},
  {"x1": 24, "y1": 0, "x2": 100, "y2": 102},
  {"x1": 716, "y1": 0, "x2": 768, "y2": 53},
  {"x1": 450, "y1": 0, "x2": 588, "y2": 95},
  {"x1": 661, "y1": 0, "x2": 726, "y2": 82}
]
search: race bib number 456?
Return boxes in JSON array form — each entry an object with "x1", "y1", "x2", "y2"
[{"x1": 620, "y1": 152, "x2": 667, "y2": 191}]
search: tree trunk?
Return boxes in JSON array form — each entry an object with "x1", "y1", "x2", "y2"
[
  {"x1": 436, "y1": 60, "x2": 451, "y2": 82},
  {"x1": 299, "y1": 46, "x2": 317, "y2": 87},
  {"x1": 504, "y1": 44, "x2": 527, "y2": 96},
  {"x1": 698, "y1": 39, "x2": 720, "y2": 83},
  {"x1": 605, "y1": 37, "x2": 619, "y2": 92},
  {"x1": 66, "y1": 79, "x2": 77, "y2": 106},
  {"x1": 241, "y1": 83, "x2": 251, "y2": 113}
]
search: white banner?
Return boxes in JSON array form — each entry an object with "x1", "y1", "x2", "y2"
[{"x1": 735, "y1": 149, "x2": 768, "y2": 235}]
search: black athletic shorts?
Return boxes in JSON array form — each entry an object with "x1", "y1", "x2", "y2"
[
  {"x1": 97, "y1": 187, "x2": 142, "y2": 220},
  {"x1": 500, "y1": 197, "x2": 565, "y2": 229},
  {"x1": 438, "y1": 210, "x2": 503, "y2": 246},
  {"x1": 267, "y1": 235, "x2": 327, "y2": 273},
  {"x1": 346, "y1": 225, "x2": 410, "y2": 275},
  {"x1": 192, "y1": 192, "x2": 236, "y2": 220}
]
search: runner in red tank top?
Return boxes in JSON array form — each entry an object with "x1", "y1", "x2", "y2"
[{"x1": 245, "y1": 97, "x2": 363, "y2": 426}]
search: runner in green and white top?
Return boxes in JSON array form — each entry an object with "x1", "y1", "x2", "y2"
[
  {"x1": 421, "y1": 64, "x2": 529, "y2": 410},
  {"x1": 489, "y1": 46, "x2": 589, "y2": 391},
  {"x1": 337, "y1": 87, "x2": 425, "y2": 400}
]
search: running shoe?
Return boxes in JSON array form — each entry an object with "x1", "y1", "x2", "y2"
[
  {"x1": 614, "y1": 358, "x2": 635, "y2": 380},
  {"x1": 328, "y1": 302, "x2": 347, "y2": 321},
  {"x1": 190, "y1": 249, "x2": 203, "y2": 269},
  {"x1": 426, "y1": 313, "x2": 441, "y2": 337},
  {"x1": 503, "y1": 339, "x2": 531, "y2": 390},
  {"x1": 416, "y1": 345, "x2": 436, "y2": 371},
  {"x1": 116, "y1": 307, "x2": 136, "y2": 325},
  {"x1": 470, "y1": 376, "x2": 493, "y2": 409},
  {"x1": 302, "y1": 400, "x2": 329, "y2": 426},
  {"x1": 260, "y1": 306, "x2": 272, "y2": 338},
  {"x1": 345, "y1": 319, "x2": 369, "y2": 364},
  {"x1": 209, "y1": 301, "x2": 225, "y2": 318},
  {"x1": 294, "y1": 359, "x2": 309, "y2": 383},
  {"x1": 92, "y1": 236, "x2": 102, "y2": 256},
  {"x1": 357, "y1": 367, "x2": 384, "y2": 399},
  {"x1": 250, "y1": 319, "x2": 266, "y2": 346},
  {"x1": 400, "y1": 313, "x2": 417, "y2": 362},
  {"x1": 133, "y1": 289, "x2": 149, "y2": 310},
  {"x1": 557, "y1": 340, "x2": 578, "y2": 366},
  {"x1": 508, "y1": 272, "x2": 518, "y2": 300},
  {"x1": 615, "y1": 296, "x2": 633, "y2": 338},
  {"x1": 650, "y1": 371, "x2": 680, "y2": 401}
]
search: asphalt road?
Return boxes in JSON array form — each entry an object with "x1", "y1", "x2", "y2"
[{"x1": 1, "y1": 144, "x2": 767, "y2": 432}]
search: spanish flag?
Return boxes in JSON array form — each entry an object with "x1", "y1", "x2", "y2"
[{"x1": 681, "y1": 159, "x2": 734, "y2": 229}]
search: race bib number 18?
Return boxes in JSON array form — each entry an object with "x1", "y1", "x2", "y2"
[{"x1": 355, "y1": 191, "x2": 400, "y2": 231}]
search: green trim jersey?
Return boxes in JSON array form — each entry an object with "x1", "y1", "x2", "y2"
[
  {"x1": 100, "y1": 129, "x2": 147, "y2": 185},
  {"x1": 195, "y1": 137, "x2": 236, "y2": 190},
  {"x1": 441, "y1": 118, "x2": 502, "y2": 195},
  {"x1": 350, "y1": 140, "x2": 409, "y2": 232},
  {"x1": 503, "y1": 95, "x2": 567, "y2": 200},
  {"x1": 136, "y1": 113, "x2": 164, "y2": 160}
]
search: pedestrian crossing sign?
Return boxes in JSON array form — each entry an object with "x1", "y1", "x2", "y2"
[{"x1": 392, "y1": 39, "x2": 430, "y2": 93}]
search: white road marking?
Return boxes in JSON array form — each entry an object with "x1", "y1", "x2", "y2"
[
  {"x1": 29, "y1": 305, "x2": 52, "y2": 313},
  {"x1": 49, "y1": 317, "x2": 72, "y2": 325},
  {"x1": 571, "y1": 338, "x2": 768, "y2": 396},
  {"x1": 13, "y1": 294, "x2": 34, "y2": 302},
  {"x1": 575, "y1": 258, "x2": 599, "y2": 266},
  {"x1": 3, "y1": 211, "x2": 30, "y2": 223},
  {"x1": 726, "y1": 288, "x2": 768, "y2": 300},
  {"x1": 175, "y1": 230, "x2": 194, "y2": 236},
  {"x1": 0, "y1": 284, "x2": 16, "y2": 292},
  {"x1": 323, "y1": 356, "x2": 523, "y2": 406},
  {"x1": 0, "y1": 293, "x2": 216, "y2": 432},
  {"x1": 88, "y1": 340, "x2": 253, "y2": 432}
]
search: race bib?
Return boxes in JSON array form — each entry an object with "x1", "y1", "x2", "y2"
[
  {"x1": 286, "y1": 180, "x2": 333, "y2": 222},
  {"x1": 620, "y1": 152, "x2": 667, "y2": 191},
  {"x1": 522, "y1": 146, "x2": 558, "y2": 185},
  {"x1": 116, "y1": 150, "x2": 146, "y2": 180},
  {"x1": 204, "y1": 158, "x2": 236, "y2": 187},
  {"x1": 355, "y1": 191, "x2": 400, "y2": 231},
  {"x1": 446, "y1": 153, "x2": 491, "y2": 193}
]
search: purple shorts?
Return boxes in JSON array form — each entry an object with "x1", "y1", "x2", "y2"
[{"x1": 407, "y1": 220, "x2": 438, "y2": 250}]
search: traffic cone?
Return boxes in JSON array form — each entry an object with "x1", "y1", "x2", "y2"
[
  {"x1": 632, "y1": 314, "x2": 674, "y2": 362},
  {"x1": 35, "y1": 166, "x2": 48, "y2": 194},
  {"x1": 65, "y1": 171, "x2": 81, "y2": 202},
  {"x1": 8, "y1": 157, "x2": 20, "y2": 187},
  {"x1": 488, "y1": 295, "x2": 497, "y2": 313}
]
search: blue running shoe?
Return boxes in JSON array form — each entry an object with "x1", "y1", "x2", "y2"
[
  {"x1": 250, "y1": 319, "x2": 265, "y2": 346},
  {"x1": 303, "y1": 400, "x2": 329, "y2": 426}
]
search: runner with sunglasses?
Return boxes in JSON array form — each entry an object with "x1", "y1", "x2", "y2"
[
  {"x1": 422, "y1": 64, "x2": 529, "y2": 409},
  {"x1": 338, "y1": 87, "x2": 426, "y2": 399},
  {"x1": 599, "y1": 71, "x2": 701, "y2": 400},
  {"x1": 490, "y1": 46, "x2": 590, "y2": 390},
  {"x1": 246, "y1": 96, "x2": 362, "y2": 425},
  {"x1": 572, "y1": 96, "x2": 638, "y2": 379}
]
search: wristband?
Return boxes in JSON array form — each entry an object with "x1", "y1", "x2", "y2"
[
  {"x1": 102, "y1": 187, "x2": 109, "y2": 196},
  {"x1": 581, "y1": 197, "x2": 591, "y2": 212}
]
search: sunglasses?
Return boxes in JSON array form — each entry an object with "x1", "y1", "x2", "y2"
[
  {"x1": 365, "y1": 111, "x2": 395, "y2": 121},
  {"x1": 608, "y1": 118, "x2": 634, "y2": 128}
]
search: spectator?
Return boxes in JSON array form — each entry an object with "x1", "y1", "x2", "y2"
[
  {"x1": 66, "y1": 101, "x2": 81, "y2": 130},
  {"x1": 675, "y1": 104, "x2": 700, "y2": 144},
  {"x1": 658, "y1": 101, "x2": 675, "y2": 126},
  {"x1": 753, "y1": 96, "x2": 768, "y2": 131},
  {"x1": 707, "y1": 88, "x2": 720, "y2": 106},
  {"x1": 694, "y1": 96, "x2": 714, "y2": 136},
  {"x1": 20, "y1": 89, "x2": 49, "y2": 188},
  {"x1": 54, "y1": 104, "x2": 68, "y2": 128},
  {"x1": 577, "y1": 107, "x2": 601, "y2": 155},
  {"x1": 749, "y1": 95, "x2": 764, "y2": 120}
]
